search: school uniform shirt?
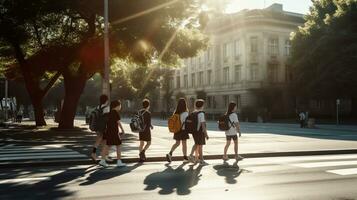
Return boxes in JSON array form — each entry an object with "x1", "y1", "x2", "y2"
[
  {"x1": 197, "y1": 111, "x2": 205, "y2": 132},
  {"x1": 180, "y1": 112, "x2": 189, "y2": 130},
  {"x1": 225, "y1": 113, "x2": 239, "y2": 136},
  {"x1": 104, "y1": 110, "x2": 122, "y2": 145}
]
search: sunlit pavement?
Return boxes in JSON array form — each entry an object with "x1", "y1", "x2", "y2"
[
  {"x1": 2, "y1": 118, "x2": 357, "y2": 166},
  {"x1": 1, "y1": 154, "x2": 357, "y2": 200}
]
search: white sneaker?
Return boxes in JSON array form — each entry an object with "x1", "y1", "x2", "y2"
[
  {"x1": 188, "y1": 155, "x2": 195, "y2": 163},
  {"x1": 99, "y1": 159, "x2": 108, "y2": 167},
  {"x1": 200, "y1": 160, "x2": 209, "y2": 166},
  {"x1": 116, "y1": 159, "x2": 126, "y2": 167}
]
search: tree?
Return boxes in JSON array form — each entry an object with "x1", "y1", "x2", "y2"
[
  {"x1": 1, "y1": 0, "x2": 208, "y2": 128},
  {"x1": 290, "y1": 0, "x2": 357, "y2": 100}
]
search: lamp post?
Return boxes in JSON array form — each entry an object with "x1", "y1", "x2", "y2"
[
  {"x1": 4, "y1": 79, "x2": 8, "y2": 121},
  {"x1": 102, "y1": 0, "x2": 110, "y2": 99},
  {"x1": 336, "y1": 99, "x2": 340, "y2": 125}
]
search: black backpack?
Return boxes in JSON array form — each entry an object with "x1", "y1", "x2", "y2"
[
  {"x1": 130, "y1": 110, "x2": 146, "y2": 133},
  {"x1": 89, "y1": 105, "x2": 108, "y2": 132},
  {"x1": 218, "y1": 114, "x2": 235, "y2": 131},
  {"x1": 185, "y1": 111, "x2": 204, "y2": 134}
]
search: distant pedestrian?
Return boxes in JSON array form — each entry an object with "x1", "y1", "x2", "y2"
[
  {"x1": 221, "y1": 102, "x2": 244, "y2": 161},
  {"x1": 187, "y1": 99, "x2": 209, "y2": 165},
  {"x1": 90, "y1": 95, "x2": 110, "y2": 162},
  {"x1": 139, "y1": 99, "x2": 153, "y2": 162},
  {"x1": 99, "y1": 100, "x2": 126, "y2": 167},
  {"x1": 299, "y1": 111, "x2": 306, "y2": 128},
  {"x1": 166, "y1": 98, "x2": 190, "y2": 163}
]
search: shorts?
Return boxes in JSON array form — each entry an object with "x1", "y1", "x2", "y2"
[
  {"x1": 139, "y1": 131, "x2": 151, "y2": 142},
  {"x1": 193, "y1": 132, "x2": 205, "y2": 145},
  {"x1": 173, "y1": 130, "x2": 189, "y2": 140},
  {"x1": 226, "y1": 135, "x2": 238, "y2": 141}
]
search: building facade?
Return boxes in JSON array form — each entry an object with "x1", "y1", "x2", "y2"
[{"x1": 160, "y1": 4, "x2": 305, "y2": 119}]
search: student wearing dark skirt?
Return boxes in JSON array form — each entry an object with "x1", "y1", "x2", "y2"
[
  {"x1": 139, "y1": 99, "x2": 153, "y2": 162},
  {"x1": 99, "y1": 100, "x2": 126, "y2": 167},
  {"x1": 166, "y1": 98, "x2": 190, "y2": 163}
]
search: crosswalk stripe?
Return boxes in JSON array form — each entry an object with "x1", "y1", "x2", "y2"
[
  {"x1": 0, "y1": 177, "x2": 50, "y2": 184},
  {"x1": 0, "y1": 149, "x2": 74, "y2": 154},
  {"x1": 291, "y1": 160, "x2": 357, "y2": 168},
  {"x1": 0, "y1": 151, "x2": 84, "y2": 158},
  {"x1": 327, "y1": 168, "x2": 357, "y2": 176},
  {"x1": 0, "y1": 154, "x2": 87, "y2": 161}
]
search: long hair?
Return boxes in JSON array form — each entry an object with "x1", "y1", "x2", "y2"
[
  {"x1": 174, "y1": 98, "x2": 188, "y2": 114},
  {"x1": 226, "y1": 102, "x2": 237, "y2": 115}
]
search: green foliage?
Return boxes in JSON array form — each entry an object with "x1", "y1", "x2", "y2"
[{"x1": 290, "y1": 0, "x2": 357, "y2": 99}]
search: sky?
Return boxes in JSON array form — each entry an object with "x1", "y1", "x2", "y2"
[{"x1": 225, "y1": 0, "x2": 313, "y2": 14}]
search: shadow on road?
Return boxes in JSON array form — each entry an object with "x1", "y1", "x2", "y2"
[
  {"x1": 79, "y1": 163, "x2": 142, "y2": 186},
  {"x1": 143, "y1": 163, "x2": 204, "y2": 195},
  {"x1": 0, "y1": 165, "x2": 98, "y2": 200},
  {"x1": 213, "y1": 161, "x2": 244, "y2": 184}
]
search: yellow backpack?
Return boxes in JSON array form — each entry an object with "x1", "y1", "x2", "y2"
[{"x1": 168, "y1": 114, "x2": 181, "y2": 133}]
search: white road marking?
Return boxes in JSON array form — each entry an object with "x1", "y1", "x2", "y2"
[
  {"x1": 0, "y1": 154, "x2": 87, "y2": 161},
  {"x1": 0, "y1": 177, "x2": 50, "y2": 184},
  {"x1": 327, "y1": 168, "x2": 357, "y2": 176},
  {"x1": 291, "y1": 160, "x2": 357, "y2": 168}
]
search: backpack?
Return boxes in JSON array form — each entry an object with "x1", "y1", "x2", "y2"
[
  {"x1": 130, "y1": 110, "x2": 146, "y2": 133},
  {"x1": 168, "y1": 113, "x2": 182, "y2": 133},
  {"x1": 89, "y1": 105, "x2": 108, "y2": 132},
  {"x1": 185, "y1": 111, "x2": 204, "y2": 134},
  {"x1": 218, "y1": 114, "x2": 235, "y2": 131}
]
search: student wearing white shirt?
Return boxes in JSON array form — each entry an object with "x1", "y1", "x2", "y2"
[
  {"x1": 223, "y1": 102, "x2": 244, "y2": 162},
  {"x1": 189, "y1": 99, "x2": 209, "y2": 165},
  {"x1": 166, "y1": 98, "x2": 190, "y2": 163}
]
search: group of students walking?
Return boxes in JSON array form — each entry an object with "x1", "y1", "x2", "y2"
[{"x1": 89, "y1": 95, "x2": 243, "y2": 168}]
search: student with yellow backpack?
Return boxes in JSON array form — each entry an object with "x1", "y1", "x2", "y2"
[{"x1": 166, "y1": 98, "x2": 189, "y2": 163}]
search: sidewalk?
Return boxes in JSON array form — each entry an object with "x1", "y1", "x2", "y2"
[{"x1": 1, "y1": 118, "x2": 357, "y2": 168}]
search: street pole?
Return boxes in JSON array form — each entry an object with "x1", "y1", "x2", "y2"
[
  {"x1": 4, "y1": 79, "x2": 8, "y2": 121},
  {"x1": 102, "y1": 0, "x2": 110, "y2": 99},
  {"x1": 336, "y1": 99, "x2": 340, "y2": 125}
]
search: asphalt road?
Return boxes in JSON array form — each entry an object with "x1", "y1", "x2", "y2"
[
  {"x1": 1, "y1": 118, "x2": 357, "y2": 166},
  {"x1": 1, "y1": 154, "x2": 357, "y2": 200}
]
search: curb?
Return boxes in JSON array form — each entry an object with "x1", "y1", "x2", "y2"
[{"x1": 2, "y1": 149, "x2": 357, "y2": 169}]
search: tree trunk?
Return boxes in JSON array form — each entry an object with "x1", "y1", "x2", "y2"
[
  {"x1": 58, "y1": 74, "x2": 87, "y2": 129},
  {"x1": 32, "y1": 95, "x2": 46, "y2": 126},
  {"x1": 11, "y1": 42, "x2": 48, "y2": 126}
]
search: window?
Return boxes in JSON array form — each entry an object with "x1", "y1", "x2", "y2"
[
  {"x1": 285, "y1": 65, "x2": 292, "y2": 82},
  {"x1": 223, "y1": 95, "x2": 229, "y2": 107},
  {"x1": 250, "y1": 37, "x2": 258, "y2": 53},
  {"x1": 191, "y1": 73, "x2": 196, "y2": 87},
  {"x1": 198, "y1": 71, "x2": 204, "y2": 86},
  {"x1": 285, "y1": 40, "x2": 291, "y2": 56},
  {"x1": 234, "y1": 40, "x2": 240, "y2": 57},
  {"x1": 223, "y1": 67, "x2": 229, "y2": 84},
  {"x1": 268, "y1": 38, "x2": 279, "y2": 56},
  {"x1": 223, "y1": 43, "x2": 229, "y2": 58},
  {"x1": 268, "y1": 64, "x2": 279, "y2": 83},
  {"x1": 207, "y1": 48, "x2": 211, "y2": 61},
  {"x1": 207, "y1": 96, "x2": 212, "y2": 108},
  {"x1": 207, "y1": 70, "x2": 212, "y2": 85},
  {"x1": 235, "y1": 95, "x2": 241, "y2": 110},
  {"x1": 250, "y1": 64, "x2": 259, "y2": 81},
  {"x1": 184, "y1": 75, "x2": 188, "y2": 88},
  {"x1": 176, "y1": 76, "x2": 181, "y2": 88},
  {"x1": 235, "y1": 65, "x2": 241, "y2": 83},
  {"x1": 169, "y1": 77, "x2": 174, "y2": 89},
  {"x1": 212, "y1": 96, "x2": 217, "y2": 109}
]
